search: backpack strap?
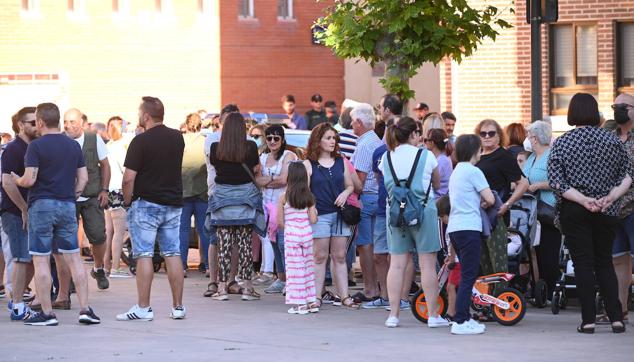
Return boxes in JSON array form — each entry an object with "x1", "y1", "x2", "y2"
[
  {"x1": 405, "y1": 149, "x2": 423, "y2": 189},
  {"x1": 386, "y1": 151, "x2": 401, "y2": 187}
]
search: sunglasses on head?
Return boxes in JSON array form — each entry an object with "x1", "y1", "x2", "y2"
[
  {"x1": 479, "y1": 131, "x2": 497, "y2": 138},
  {"x1": 266, "y1": 135, "x2": 281, "y2": 142},
  {"x1": 612, "y1": 103, "x2": 634, "y2": 110},
  {"x1": 21, "y1": 120, "x2": 36, "y2": 127}
]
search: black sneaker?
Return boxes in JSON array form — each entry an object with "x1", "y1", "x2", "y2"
[
  {"x1": 409, "y1": 282, "x2": 420, "y2": 296},
  {"x1": 79, "y1": 307, "x2": 101, "y2": 325},
  {"x1": 90, "y1": 268, "x2": 110, "y2": 290},
  {"x1": 321, "y1": 291, "x2": 336, "y2": 304},
  {"x1": 24, "y1": 311, "x2": 58, "y2": 326}
]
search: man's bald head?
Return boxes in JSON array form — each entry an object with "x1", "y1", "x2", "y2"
[
  {"x1": 615, "y1": 93, "x2": 634, "y2": 106},
  {"x1": 64, "y1": 108, "x2": 84, "y2": 139}
]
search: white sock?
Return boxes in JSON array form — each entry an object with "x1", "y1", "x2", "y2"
[{"x1": 13, "y1": 302, "x2": 25, "y2": 314}]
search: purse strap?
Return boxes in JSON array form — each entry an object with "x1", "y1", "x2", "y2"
[{"x1": 240, "y1": 163, "x2": 258, "y2": 185}]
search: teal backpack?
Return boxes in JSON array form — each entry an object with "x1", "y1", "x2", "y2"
[{"x1": 386, "y1": 149, "x2": 432, "y2": 229}]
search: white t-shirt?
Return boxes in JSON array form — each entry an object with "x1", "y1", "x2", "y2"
[
  {"x1": 106, "y1": 138, "x2": 127, "y2": 191},
  {"x1": 379, "y1": 144, "x2": 437, "y2": 199},
  {"x1": 204, "y1": 131, "x2": 221, "y2": 196},
  {"x1": 73, "y1": 132, "x2": 108, "y2": 201},
  {"x1": 447, "y1": 162, "x2": 490, "y2": 233}
]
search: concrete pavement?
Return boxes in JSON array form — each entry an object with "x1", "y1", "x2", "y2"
[{"x1": 0, "y1": 267, "x2": 631, "y2": 362}]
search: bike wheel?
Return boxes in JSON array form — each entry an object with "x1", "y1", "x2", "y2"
[
  {"x1": 411, "y1": 290, "x2": 448, "y2": 323},
  {"x1": 492, "y1": 287, "x2": 526, "y2": 326}
]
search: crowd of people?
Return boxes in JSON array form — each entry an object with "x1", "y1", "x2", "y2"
[{"x1": 0, "y1": 91, "x2": 633, "y2": 335}]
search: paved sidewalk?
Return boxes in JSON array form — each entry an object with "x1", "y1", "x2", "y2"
[{"x1": 0, "y1": 268, "x2": 631, "y2": 362}]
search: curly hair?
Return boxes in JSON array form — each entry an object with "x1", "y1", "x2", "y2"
[
  {"x1": 475, "y1": 119, "x2": 506, "y2": 148},
  {"x1": 305, "y1": 123, "x2": 340, "y2": 161}
]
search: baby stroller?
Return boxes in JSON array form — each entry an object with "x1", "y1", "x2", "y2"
[
  {"x1": 507, "y1": 194, "x2": 549, "y2": 308},
  {"x1": 551, "y1": 238, "x2": 575, "y2": 314},
  {"x1": 121, "y1": 236, "x2": 164, "y2": 275}
]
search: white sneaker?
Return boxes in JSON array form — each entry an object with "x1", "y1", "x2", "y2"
[
  {"x1": 109, "y1": 268, "x2": 132, "y2": 278},
  {"x1": 451, "y1": 320, "x2": 485, "y2": 335},
  {"x1": 428, "y1": 315, "x2": 450, "y2": 328},
  {"x1": 467, "y1": 318, "x2": 486, "y2": 332},
  {"x1": 116, "y1": 304, "x2": 153, "y2": 321},
  {"x1": 385, "y1": 316, "x2": 399, "y2": 328},
  {"x1": 170, "y1": 305, "x2": 186, "y2": 320}
]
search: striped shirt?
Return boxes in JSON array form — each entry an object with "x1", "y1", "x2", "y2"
[
  {"x1": 338, "y1": 130, "x2": 357, "y2": 159},
  {"x1": 351, "y1": 130, "x2": 383, "y2": 193}
]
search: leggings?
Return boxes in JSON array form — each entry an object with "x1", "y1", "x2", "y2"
[{"x1": 217, "y1": 225, "x2": 254, "y2": 283}]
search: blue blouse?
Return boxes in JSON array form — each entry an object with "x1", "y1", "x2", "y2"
[{"x1": 523, "y1": 148, "x2": 556, "y2": 206}]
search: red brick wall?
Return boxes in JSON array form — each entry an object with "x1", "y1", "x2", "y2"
[
  {"x1": 219, "y1": 0, "x2": 344, "y2": 115},
  {"x1": 441, "y1": 0, "x2": 634, "y2": 136}
]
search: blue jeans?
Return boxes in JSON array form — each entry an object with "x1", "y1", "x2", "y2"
[
  {"x1": 2, "y1": 213, "x2": 31, "y2": 262},
  {"x1": 28, "y1": 199, "x2": 79, "y2": 255},
  {"x1": 272, "y1": 229, "x2": 285, "y2": 273},
  {"x1": 355, "y1": 193, "x2": 378, "y2": 247},
  {"x1": 613, "y1": 212, "x2": 634, "y2": 256},
  {"x1": 449, "y1": 230, "x2": 482, "y2": 324},
  {"x1": 127, "y1": 199, "x2": 182, "y2": 258},
  {"x1": 179, "y1": 196, "x2": 210, "y2": 268}
]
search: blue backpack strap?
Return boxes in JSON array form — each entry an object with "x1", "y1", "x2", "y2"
[
  {"x1": 405, "y1": 149, "x2": 423, "y2": 189},
  {"x1": 386, "y1": 151, "x2": 401, "y2": 187}
]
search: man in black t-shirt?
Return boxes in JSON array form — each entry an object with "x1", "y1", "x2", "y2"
[
  {"x1": 117, "y1": 97, "x2": 186, "y2": 322},
  {"x1": 305, "y1": 93, "x2": 328, "y2": 130}
]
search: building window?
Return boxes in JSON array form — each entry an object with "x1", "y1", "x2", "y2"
[
  {"x1": 21, "y1": 0, "x2": 38, "y2": 12},
  {"x1": 67, "y1": 0, "x2": 85, "y2": 13},
  {"x1": 617, "y1": 22, "x2": 634, "y2": 92},
  {"x1": 549, "y1": 23, "x2": 598, "y2": 114},
  {"x1": 278, "y1": 0, "x2": 293, "y2": 20},
  {"x1": 239, "y1": 0, "x2": 255, "y2": 19}
]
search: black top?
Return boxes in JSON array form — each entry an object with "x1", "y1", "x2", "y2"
[
  {"x1": 548, "y1": 126, "x2": 633, "y2": 216},
  {"x1": 306, "y1": 109, "x2": 328, "y2": 130},
  {"x1": 507, "y1": 145, "x2": 525, "y2": 158},
  {"x1": 1, "y1": 137, "x2": 28, "y2": 215},
  {"x1": 124, "y1": 124, "x2": 185, "y2": 206},
  {"x1": 476, "y1": 147, "x2": 523, "y2": 201},
  {"x1": 209, "y1": 141, "x2": 259, "y2": 185}
]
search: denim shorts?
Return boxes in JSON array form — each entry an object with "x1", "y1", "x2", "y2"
[
  {"x1": 355, "y1": 193, "x2": 378, "y2": 247},
  {"x1": 613, "y1": 212, "x2": 634, "y2": 257},
  {"x1": 1, "y1": 213, "x2": 31, "y2": 262},
  {"x1": 311, "y1": 212, "x2": 351, "y2": 239},
  {"x1": 127, "y1": 199, "x2": 182, "y2": 258},
  {"x1": 373, "y1": 215, "x2": 388, "y2": 254},
  {"x1": 28, "y1": 199, "x2": 79, "y2": 255}
]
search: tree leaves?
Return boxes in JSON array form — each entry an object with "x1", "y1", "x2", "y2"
[{"x1": 315, "y1": 0, "x2": 513, "y2": 102}]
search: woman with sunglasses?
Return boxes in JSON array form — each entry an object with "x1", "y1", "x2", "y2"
[
  {"x1": 249, "y1": 124, "x2": 265, "y2": 150},
  {"x1": 254, "y1": 125, "x2": 298, "y2": 294},
  {"x1": 474, "y1": 119, "x2": 529, "y2": 276},
  {"x1": 303, "y1": 123, "x2": 357, "y2": 310}
]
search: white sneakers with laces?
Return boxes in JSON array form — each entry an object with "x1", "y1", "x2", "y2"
[
  {"x1": 451, "y1": 318, "x2": 486, "y2": 335},
  {"x1": 170, "y1": 305, "x2": 187, "y2": 320},
  {"x1": 385, "y1": 316, "x2": 399, "y2": 328},
  {"x1": 116, "y1": 304, "x2": 154, "y2": 321},
  {"x1": 427, "y1": 315, "x2": 451, "y2": 328}
]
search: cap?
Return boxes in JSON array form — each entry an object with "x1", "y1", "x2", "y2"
[
  {"x1": 311, "y1": 93, "x2": 323, "y2": 102},
  {"x1": 414, "y1": 102, "x2": 429, "y2": 110}
]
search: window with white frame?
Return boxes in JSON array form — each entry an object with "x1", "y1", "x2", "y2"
[
  {"x1": 278, "y1": 0, "x2": 293, "y2": 20},
  {"x1": 21, "y1": 0, "x2": 39, "y2": 13},
  {"x1": 617, "y1": 22, "x2": 634, "y2": 93},
  {"x1": 239, "y1": 0, "x2": 255, "y2": 19}
]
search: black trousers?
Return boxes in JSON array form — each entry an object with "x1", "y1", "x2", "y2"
[
  {"x1": 536, "y1": 222, "x2": 562, "y2": 299},
  {"x1": 560, "y1": 200, "x2": 623, "y2": 324}
]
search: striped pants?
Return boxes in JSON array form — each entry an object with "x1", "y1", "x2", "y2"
[{"x1": 284, "y1": 239, "x2": 316, "y2": 305}]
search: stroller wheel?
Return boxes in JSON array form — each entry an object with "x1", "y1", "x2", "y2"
[
  {"x1": 560, "y1": 290, "x2": 568, "y2": 310},
  {"x1": 411, "y1": 289, "x2": 448, "y2": 323},
  {"x1": 492, "y1": 287, "x2": 526, "y2": 326},
  {"x1": 551, "y1": 292, "x2": 561, "y2": 315},
  {"x1": 533, "y1": 280, "x2": 548, "y2": 309}
]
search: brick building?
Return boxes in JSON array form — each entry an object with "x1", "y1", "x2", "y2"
[
  {"x1": 439, "y1": 0, "x2": 634, "y2": 136},
  {"x1": 0, "y1": 0, "x2": 342, "y2": 131}
]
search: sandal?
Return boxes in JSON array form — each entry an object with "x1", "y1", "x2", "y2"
[
  {"x1": 211, "y1": 291, "x2": 229, "y2": 301},
  {"x1": 308, "y1": 299, "x2": 321, "y2": 313},
  {"x1": 342, "y1": 296, "x2": 360, "y2": 310},
  {"x1": 288, "y1": 305, "x2": 310, "y2": 315},
  {"x1": 203, "y1": 282, "x2": 218, "y2": 297},
  {"x1": 228, "y1": 281, "x2": 244, "y2": 295},
  {"x1": 241, "y1": 288, "x2": 261, "y2": 301},
  {"x1": 612, "y1": 321, "x2": 626, "y2": 334},
  {"x1": 577, "y1": 323, "x2": 595, "y2": 334},
  {"x1": 595, "y1": 314, "x2": 611, "y2": 325}
]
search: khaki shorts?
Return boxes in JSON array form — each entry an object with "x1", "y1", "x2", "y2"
[{"x1": 76, "y1": 197, "x2": 106, "y2": 245}]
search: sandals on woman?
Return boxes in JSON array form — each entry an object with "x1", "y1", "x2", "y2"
[
  {"x1": 612, "y1": 321, "x2": 626, "y2": 333},
  {"x1": 211, "y1": 290, "x2": 229, "y2": 301},
  {"x1": 342, "y1": 296, "x2": 360, "y2": 310},
  {"x1": 288, "y1": 305, "x2": 310, "y2": 315},
  {"x1": 203, "y1": 282, "x2": 218, "y2": 298},
  {"x1": 577, "y1": 323, "x2": 595, "y2": 334},
  {"x1": 308, "y1": 299, "x2": 321, "y2": 313},
  {"x1": 241, "y1": 288, "x2": 261, "y2": 301},
  {"x1": 228, "y1": 281, "x2": 244, "y2": 295}
]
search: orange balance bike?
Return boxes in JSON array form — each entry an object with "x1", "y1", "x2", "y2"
[{"x1": 411, "y1": 263, "x2": 526, "y2": 326}]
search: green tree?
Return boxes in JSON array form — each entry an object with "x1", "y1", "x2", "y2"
[{"x1": 316, "y1": 0, "x2": 512, "y2": 105}]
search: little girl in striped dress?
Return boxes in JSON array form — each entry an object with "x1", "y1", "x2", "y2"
[{"x1": 277, "y1": 162, "x2": 318, "y2": 315}]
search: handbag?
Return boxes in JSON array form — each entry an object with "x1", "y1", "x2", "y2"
[
  {"x1": 536, "y1": 197, "x2": 556, "y2": 227},
  {"x1": 314, "y1": 159, "x2": 361, "y2": 226}
]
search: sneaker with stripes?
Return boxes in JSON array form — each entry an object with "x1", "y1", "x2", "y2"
[{"x1": 116, "y1": 304, "x2": 153, "y2": 321}]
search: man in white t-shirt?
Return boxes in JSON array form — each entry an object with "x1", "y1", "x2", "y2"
[{"x1": 53, "y1": 108, "x2": 111, "y2": 304}]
